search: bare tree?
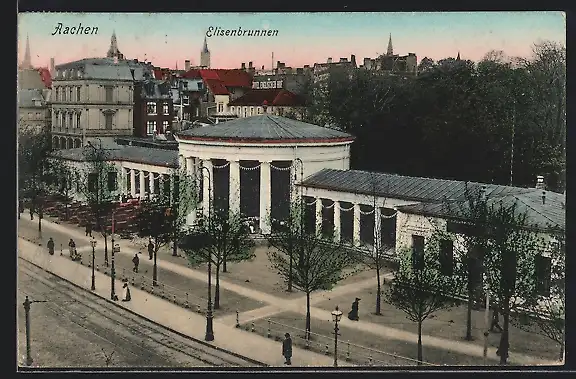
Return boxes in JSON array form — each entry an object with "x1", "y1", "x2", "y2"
[{"x1": 386, "y1": 233, "x2": 463, "y2": 365}]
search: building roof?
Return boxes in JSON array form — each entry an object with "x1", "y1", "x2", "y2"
[
  {"x1": 51, "y1": 145, "x2": 178, "y2": 168},
  {"x1": 140, "y1": 80, "x2": 172, "y2": 99},
  {"x1": 37, "y1": 68, "x2": 52, "y2": 88},
  {"x1": 177, "y1": 115, "x2": 354, "y2": 143},
  {"x1": 228, "y1": 89, "x2": 306, "y2": 107},
  {"x1": 181, "y1": 69, "x2": 252, "y2": 96},
  {"x1": 18, "y1": 68, "x2": 48, "y2": 90},
  {"x1": 54, "y1": 58, "x2": 151, "y2": 81},
  {"x1": 18, "y1": 89, "x2": 46, "y2": 108},
  {"x1": 300, "y1": 168, "x2": 565, "y2": 231}
]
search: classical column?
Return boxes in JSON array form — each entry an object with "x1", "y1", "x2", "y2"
[
  {"x1": 130, "y1": 169, "x2": 136, "y2": 197},
  {"x1": 374, "y1": 206, "x2": 382, "y2": 250},
  {"x1": 159, "y1": 174, "x2": 164, "y2": 196},
  {"x1": 229, "y1": 160, "x2": 241, "y2": 216},
  {"x1": 139, "y1": 170, "x2": 146, "y2": 199},
  {"x1": 259, "y1": 160, "x2": 271, "y2": 234},
  {"x1": 353, "y1": 203, "x2": 361, "y2": 247},
  {"x1": 149, "y1": 172, "x2": 155, "y2": 196},
  {"x1": 315, "y1": 197, "x2": 322, "y2": 236},
  {"x1": 202, "y1": 159, "x2": 213, "y2": 219},
  {"x1": 333, "y1": 200, "x2": 341, "y2": 243},
  {"x1": 185, "y1": 157, "x2": 197, "y2": 226},
  {"x1": 123, "y1": 168, "x2": 129, "y2": 195}
]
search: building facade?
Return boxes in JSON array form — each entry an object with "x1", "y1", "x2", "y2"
[
  {"x1": 18, "y1": 89, "x2": 52, "y2": 134},
  {"x1": 133, "y1": 79, "x2": 174, "y2": 137},
  {"x1": 228, "y1": 88, "x2": 306, "y2": 119}
]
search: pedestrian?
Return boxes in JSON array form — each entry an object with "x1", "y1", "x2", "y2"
[
  {"x1": 85, "y1": 221, "x2": 92, "y2": 237},
  {"x1": 491, "y1": 305, "x2": 503, "y2": 333},
  {"x1": 47, "y1": 237, "x2": 55, "y2": 255},
  {"x1": 148, "y1": 239, "x2": 154, "y2": 260},
  {"x1": 68, "y1": 238, "x2": 76, "y2": 258},
  {"x1": 348, "y1": 297, "x2": 361, "y2": 321},
  {"x1": 282, "y1": 332, "x2": 292, "y2": 365},
  {"x1": 18, "y1": 200, "x2": 24, "y2": 219},
  {"x1": 132, "y1": 253, "x2": 139, "y2": 273},
  {"x1": 121, "y1": 282, "x2": 131, "y2": 302},
  {"x1": 29, "y1": 206, "x2": 34, "y2": 221}
]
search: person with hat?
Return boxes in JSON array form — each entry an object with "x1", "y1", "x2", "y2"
[
  {"x1": 282, "y1": 332, "x2": 292, "y2": 365},
  {"x1": 121, "y1": 281, "x2": 132, "y2": 302},
  {"x1": 348, "y1": 297, "x2": 361, "y2": 321}
]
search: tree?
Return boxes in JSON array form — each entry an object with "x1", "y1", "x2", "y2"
[
  {"x1": 180, "y1": 209, "x2": 255, "y2": 309},
  {"x1": 76, "y1": 142, "x2": 119, "y2": 265},
  {"x1": 481, "y1": 199, "x2": 544, "y2": 365},
  {"x1": 386, "y1": 233, "x2": 463, "y2": 365},
  {"x1": 267, "y1": 216, "x2": 355, "y2": 339},
  {"x1": 136, "y1": 194, "x2": 174, "y2": 286},
  {"x1": 511, "y1": 226, "x2": 565, "y2": 362},
  {"x1": 18, "y1": 125, "x2": 53, "y2": 235},
  {"x1": 46, "y1": 158, "x2": 77, "y2": 221},
  {"x1": 352, "y1": 176, "x2": 394, "y2": 315},
  {"x1": 167, "y1": 167, "x2": 199, "y2": 257}
]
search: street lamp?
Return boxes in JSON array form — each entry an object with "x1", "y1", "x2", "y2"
[
  {"x1": 200, "y1": 165, "x2": 214, "y2": 341},
  {"x1": 110, "y1": 210, "x2": 118, "y2": 301},
  {"x1": 22, "y1": 296, "x2": 47, "y2": 366},
  {"x1": 331, "y1": 305, "x2": 343, "y2": 367},
  {"x1": 90, "y1": 238, "x2": 97, "y2": 291}
]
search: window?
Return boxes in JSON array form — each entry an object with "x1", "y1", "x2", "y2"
[
  {"x1": 162, "y1": 120, "x2": 169, "y2": 132},
  {"x1": 69, "y1": 87, "x2": 73, "y2": 102},
  {"x1": 218, "y1": 103, "x2": 224, "y2": 113},
  {"x1": 411, "y1": 235, "x2": 425, "y2": 270},
  {"x1": 62, "y1": 87, "x2": 67, "y2": 102},
  {"x1": 163, "y1": 103, "x2": 169, "y2": 115},
  {"x1": 439, "y1": 239, "x2": 454, "y2": 276},
  {"x1": 76, "y1": 113, "x2": 81, "y2": 128},
  {"x1": 250, "y1": 106, "x2": 254, "y2": 116},
  {"x1": 87, "y1": 173, "x2": 98, "y2": 193},
  {"x1": 105, "y1": 86, "x2": 114, "y2": 102},
  {"x1": 76, "y1": 87, "x2": 81, "y2": 102},
  {"x1": 535, "y1": 255, "x2": 552, "y2": 296},
  {"x1": 147, "y1": 120, "x2": 156, "y2": 135},
  {"x1": 107, "y1": 172, "x2": 117, "y2": 192},
  {"x1": 147, "y1": 102, "x2": 157, "y2": 115},
  {"x1": 243, "y1": 107, "x2": 247, "y2": 117},
  {"x1": 258, "y1": 107, "x2": 263, "y2": 114},
  {"x1": 105, "y1": 114, "x2": 113, "y2": 130},
  {"x1": 55, "y1": 87, "x2": 60, "y2": 102},
  {"x1": 197, "y1": 82, "x2": 203, "y2": 90},
  {"x1": 230, "y1": 106, "x2": 234, "y2": 113},
  {"x1": 69, "y1": 113, "x2": 73, "y2": 128}
]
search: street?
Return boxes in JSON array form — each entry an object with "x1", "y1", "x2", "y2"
[{"x1": 17, "y1": 257, "x2": 264, "y2": 368}]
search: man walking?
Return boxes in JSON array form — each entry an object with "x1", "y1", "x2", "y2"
[
  {"x1": 282, "y1": 333, "x2": 292, "y2": 365},
  {"x1": 47, "y1": 237, "x2": 55, "y2": 255},
  {"x1": 132, "y1": 253, "x2": 140, "y2": 273},
  {"x1": 148, "y1": 239, "x2": 154, "y2": 260},
  {"x1": 68, "y1": 238, "x2": 76, "y2": 258},
  {"x1": 491, "y1": 304, "x2": 503, "y2": 333},
  {"x1": 85, "y1": 221, "x2": 92, "y2": 237}
]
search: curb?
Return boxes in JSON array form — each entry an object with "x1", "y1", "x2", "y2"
[{"x1": 19, "y1": 256, "x2": 269, "y2": 368}]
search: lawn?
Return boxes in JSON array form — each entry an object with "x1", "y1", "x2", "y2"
[{"x1": 314, "y1": 283, "x2": 562, "y2": 362}]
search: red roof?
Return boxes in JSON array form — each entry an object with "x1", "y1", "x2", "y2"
[
  {"x1": 228, "y1": 89, "x2": 306, "y2": 107},
  {"x1": 181, "y1": 68, "x2": 252, "y2": 96},
  {"x1": 153, "y1": 69, "x2": 164, "y2": 79},
  {"x1": 37, "y1": 68, "x2": 52, "y2": 88}
]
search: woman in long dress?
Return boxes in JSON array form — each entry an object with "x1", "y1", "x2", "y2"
[{"x1": 122, "y1": 282, "x2": 131, "y2": 302}]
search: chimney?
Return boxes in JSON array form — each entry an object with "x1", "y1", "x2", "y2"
[
  {"x1": 535, "y1": 175, "x2": 545, "y2": 190},
  {"x1": 542, "y1": 190, "x2": 546, "y2": 205},
  {"x1": 262, "y1": 65, "x2": 265, "y2": 70},
  {"x1": 480, "y1": 184, "x2": 487, "y2": 201},
  {"x1": 184, "y1": 60, "x2": 191, "y2": 71},
  {"x1": 277, "y1": 61, "x2": 281, "y2": 68},
  {"x1": 327, "y1": 57, "x2": 332, "y2": 64},
  {"x1": 241, "y1": 62, "x2": 246, "y2": 69},
  {"x1": 248, "y1": 61, "x2": 253, "y2": 68},
  {"x1": 340, "y1": 58, "x2": 347, "y2": 62},
  {"x1": 49, "y1": 57, "x2": 55, "y2": 76},
  {"x1": 351, "y1": 54, "x2": 356, "y2": 66}
]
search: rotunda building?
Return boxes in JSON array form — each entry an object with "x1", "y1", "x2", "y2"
[{"x1": 175, "y1": 115, "x2": 355, "y2": 233}]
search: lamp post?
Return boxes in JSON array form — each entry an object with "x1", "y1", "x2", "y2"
[
  {"x1": 331, "y1": 305, "x2": 343, "y2": 367},
  {"x1": 90, "y1": 238, "x2": 97, "y2": 291},
  {"x1": 200, "y1": 165, "x2": 214, "y2": 341},
  {"x1": 22, "y1": 296, "x2": 47, "y2": 366},
  {"x1": 110, "y1": 210, "x2": 118, "y2": 301}
]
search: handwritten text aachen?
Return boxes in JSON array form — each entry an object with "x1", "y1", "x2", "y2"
[{"x1": 52, "y1": 23, "x2": 99, "y2": 35}]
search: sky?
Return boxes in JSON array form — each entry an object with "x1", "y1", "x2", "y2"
[{"x1": 18, "y1": 12, "x2": 565, "y2": 70}]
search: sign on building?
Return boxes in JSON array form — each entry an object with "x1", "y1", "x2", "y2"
[{"x1": 252, "y1": 80, "x2": 284, "y2": 89}]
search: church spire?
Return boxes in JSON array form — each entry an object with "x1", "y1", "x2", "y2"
[
  {"x1": 22, "y1": 34, "x2": 32, "y2": 69},
  {"x1": 202, "y1": 36, "x2": 209, "y2": 53},
  {"x1": 456, "y1": 51, "x2": 461, "y2": 60},
  {"x1": 107, "y1": 30, "x2": 124, "y2": 60},
  {"x1": 386, "y1": 33, "x2": 393, "y2": 56}
]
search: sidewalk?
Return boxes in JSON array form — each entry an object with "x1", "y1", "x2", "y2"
[
  {"x1": 19, "y1": 217, "x2": 557, "y2": 366},
  {"x1": 18, "y1": 237, "x2": 352, "y2": 367}
]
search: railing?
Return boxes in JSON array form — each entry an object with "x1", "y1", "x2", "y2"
[
  {"x1": 241, "y1": 317, "x2": 441, "y2": 367},
  {"x1": 85, "y1": 261, "x2": 207, "y2": 313}
]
